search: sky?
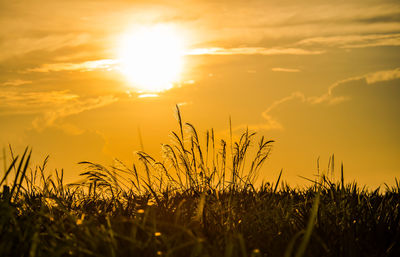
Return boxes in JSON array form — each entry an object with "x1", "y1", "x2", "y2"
[{"x1": 1, "y1": 0, "x2": 400, "y2": 188}]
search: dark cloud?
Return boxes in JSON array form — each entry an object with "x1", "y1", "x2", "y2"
[{"x1": 356, "y1": 13, "x2": 400, "y2": 24}]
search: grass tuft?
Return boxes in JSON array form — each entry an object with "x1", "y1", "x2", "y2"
[{"x1": 1, "y1": 109, "x2": 399, "y2": 257}]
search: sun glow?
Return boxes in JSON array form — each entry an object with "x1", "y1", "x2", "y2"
[{"x1": 117, "y1": 25, "x2": 185, "y2": 93}]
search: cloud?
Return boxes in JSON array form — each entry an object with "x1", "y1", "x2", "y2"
[
  {"x1": 233, "y1": 92, "x2": 305, "y2": 132},
  {"x1": 296, "y1": 33, "x2": 400, "y2": 49},
  {"x1": 177, "y1": 101, "x2": 191, "y2": 107},
  {"x1": 355, "y1": 13, "x2": 400, "y2": 24},
  {"x1": 260, "y1": 92, "x2": 306, "y2": 130},
  {"x1": 1, "y1": 0, "x2": 399, "y2": 66},
  {"x1": 24, "y1": 47, "x2": 320, "y2": 74},
  {"x1": 365, "y1": 68, "x2": 400, "y2": 84},
  {"x1": 138, "y1": 94, "x2": 159, "y2": 98},
  {"x1": 185, "y1": 47, "x2": 323, "y2": 56},
  {"x1": 0, "y1": 88, "x2": 118, "y2": 129},
  {"x1": 0, "y1": 90, "x2": 79, "y2": 115},
  {"x1": 0, "y1": 33, "x2": 91, "y2": 61},
  {"x1": 239, "y1": 67, "x2": 400, "y2": 132},
  {"x1": 27, "y1": 59, "x2": 118, "y2": 73},
  {"x1": 310, "y1": 67, "x2": 400, "y2": 104},
  {"x1": 243, "y1": 67, "x2": 400, "y2": 187},
  {"x1": 174, "y1": 1, "x2": 400, "y2": 47},
  {"x1": 183, "y1": 80, "x2": 195, "y2": 84},
  {"x1": 0, "y1": 79, "x2": 32, "y2": 87},
  {"x1": 271, "y1": 67, "x2": 300, "y2": 73},
  {"x1": 32, "y1": 95, "x2": 118, "y2": 129}
]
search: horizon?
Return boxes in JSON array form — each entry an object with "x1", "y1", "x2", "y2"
[{"x1": 1, "y1": 0, "x2": 400, "y2": 188}]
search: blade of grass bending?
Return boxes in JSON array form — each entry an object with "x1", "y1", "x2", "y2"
[
  {"x1": 14, "y1": 149, "x2": 31, "y2": 200},
  {"x1": 284, "y1": 231, "x2": 305, "y2": 257},
  {"x1": 0, "y1": 156, "x2": 18, "y2": 187},
  {"x1": 294, "y1": 188, "x2": 320, "y2": 257},
  {"x1": 298, "y1": 175, "x2": 324, "y2": 188},
  {"x1": 8, "y1": 144, "x2": 16, "y2": 172},
  {"x1": 10, "y1": 147, "x2": 28, "y2": 199},
  {"x1": 141, "y1": 179, "x2": 160, "y2": 206}
]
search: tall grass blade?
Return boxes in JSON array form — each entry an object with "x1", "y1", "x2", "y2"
[
  {"x1": 274, "y1": 169, "x2": 283, "y2": 194},
  {"x1": 0, "y1": 156, "x2": 18, "y2": 187},
  {"x1": 341, "y1": 162, "x2": 344, "y2": 190},
  {"x1": 9, "y1": 147, "x2": 28, "y2": 199},
  {"x1": 14, "y1": 149, "x2": 32, "y2": 200},
  {"x1": 294, "y1": 189, "x2": 320, "y2": 257}
]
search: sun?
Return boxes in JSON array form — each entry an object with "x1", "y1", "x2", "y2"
[{"x1": 117, "y1": 24, "x2": 185, "y2": 93}]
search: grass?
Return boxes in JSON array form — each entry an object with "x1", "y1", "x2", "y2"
[{"x1": 1, "y1": 106, "x2": 399, "y2": 257}]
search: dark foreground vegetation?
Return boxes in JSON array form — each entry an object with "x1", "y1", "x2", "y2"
[{"x1": 1, "y1": 108, "x2": 399, "y2": 257}]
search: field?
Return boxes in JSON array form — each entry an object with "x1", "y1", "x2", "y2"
[{"x1": 1, "y1": 109, "x2": 399, "y2": 257}]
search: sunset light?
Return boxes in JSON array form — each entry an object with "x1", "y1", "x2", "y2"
[
  {"x1": 2, "y1": 1, "x2": 400, "y2": 256},
  {"x1": 117, "y1": 25, "x2": 185, "y2": 92}
]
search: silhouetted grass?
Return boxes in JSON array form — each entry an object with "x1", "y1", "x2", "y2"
[{"x1": 1, "y1": 106, "x2": 399, "y2": 257}]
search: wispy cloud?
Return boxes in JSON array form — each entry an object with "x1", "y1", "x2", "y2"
[
  {"x1": 186, "y1": 47, "x2": 323, "y2": 56},
  {"x1": 365, "y1": 68, "x2": 400, "y2": 84},
  {"x1": 259, "y1": 92, "x2": 306, "y2": 130},
  {"x1": 233, "y1": 92, "x2": 305, "y2": 132},
  {"x1": 32, "y1": 95, "x2": 118, "y2": 129},
  {"x1": 310, "y1": 67, "x2": 400, "y2": 104},
  {"x1": 183, "y1": 80, "x2": 195, "y2": 84},
  {"x1": 0, "y1": 79, "x2": 32, "y2": 87},
  {"x1": 296, "y1": 33, "x2": 400, "y2": 49},
  {"x1": 138, "y1": 93, "x2": 159, "y2": 98},
  {"x1": 25, "y1": 47, "x2": 320, "y2": 74},
  {"x1": 0, "y1": 88, "x2": 118, "y2": 129},
  {"x1": 27, "y1": 59, "x2": 118, "y2": 73},
  {"x1": 238, "y1": 67, "x2": 400, "y2": 132},
  {"x1": 0, "y1": 90, "x2": 79, "y2": 115},
  {"x1": 0, "y1": 33, "x2": 91, "y2": 61},
  {"x1": 272, "y1": 67, "x2": 300, "y2": 73}
]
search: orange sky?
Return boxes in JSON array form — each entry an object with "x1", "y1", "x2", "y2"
[{"x1": 1, "y1": 0, "x2": 400, "y2": 188}]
